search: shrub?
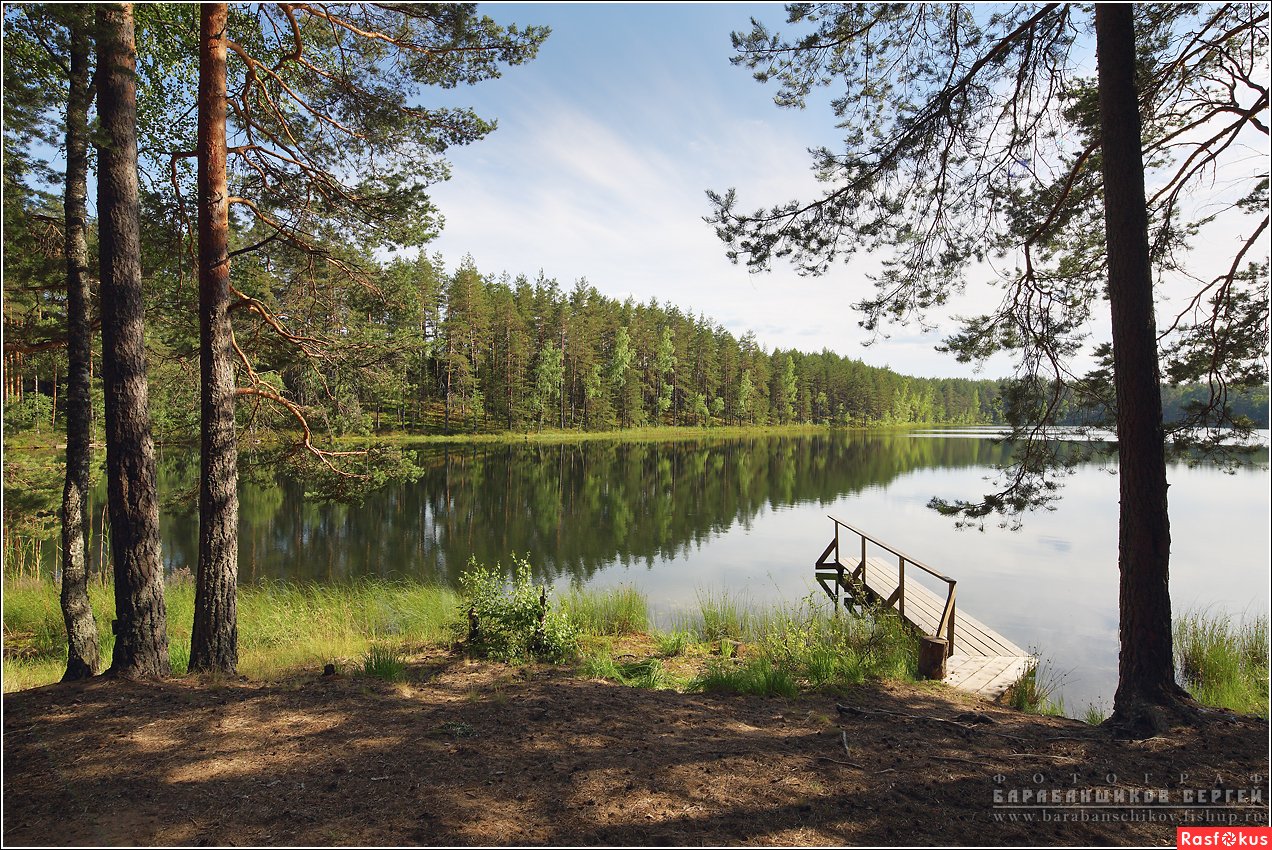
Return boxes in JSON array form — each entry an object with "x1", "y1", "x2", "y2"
[{"x1": 459, "y1": 557, "x2": 579, "y2": 662}]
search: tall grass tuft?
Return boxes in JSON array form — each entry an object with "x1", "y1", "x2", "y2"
[
  {"x1": 581, "y1": 651, "x2": 669, "y2": 689},
  {"x1": 362, "y1": 643, "x2": 407, "y2": 681},
  {"x1": 1175, "y1": 610, "x2": 1269, "y2": 717},
  {"x1": 751, "y1": 595, "x2": 918, "y2": 688},
  {"x1": 693, "y1": 589, "x2": 750, "y2": 642},
  {"x1": 1002, "y1": 663, "x2": 1066, "y2": 716},
  {"x1": 654, "y1": 630, "x2": 692, "y2": 658},
  {"x1": 561, "y1": 585, "x2": 649, "y2": 636},
  {"x1": 690, "y1": 657, "x2": 800, "y2": 698},
  {"x1": 682, "y1": 593, "x2": 918, "y2": 696}
]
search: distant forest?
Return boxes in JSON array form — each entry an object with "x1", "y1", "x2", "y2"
[{"x1": 4, "y1": 238, "x2": 1267, "y2": 438}]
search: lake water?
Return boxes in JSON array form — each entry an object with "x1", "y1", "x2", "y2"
[{"x1": 117, "y1": 429, "x2": 1269, "y2": 716}]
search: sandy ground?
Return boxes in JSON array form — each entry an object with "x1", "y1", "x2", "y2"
[{"x1": 3, "y1": 650, "x2": 1268, "y2": 846}]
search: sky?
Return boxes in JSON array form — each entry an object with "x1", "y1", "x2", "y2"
[
  {"x1": 417, "y1": 3, "x2": 1019, "y2": 380},
  {"x1": 6, "y1": 5, "x2": 1260, "y2": 382}
]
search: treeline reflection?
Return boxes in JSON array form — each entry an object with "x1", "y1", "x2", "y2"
[{"x1": 134, "y1": 433, "x2": 1017, "y2": 586}]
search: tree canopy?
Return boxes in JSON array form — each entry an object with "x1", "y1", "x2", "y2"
[{"x1": 709, "y1": 3, "x2": 1268, "y2": 471}]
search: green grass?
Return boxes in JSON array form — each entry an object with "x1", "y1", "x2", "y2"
[
  {"x1": 691, "y1": 589, "x2": 752, "y2": 642},
  {"x1": 690, "y1": 657, "x2": 800, "y2": 698},
  {"x1": 581, "y1": 651, "x2": 671, "y2": 689},
  {"x1": 1002, "y1": 663, "x2": 1067, "y2": 716},
  {"x1": 2, "y1": 575, "x2": 119, "y2": 686},
  {"x1": 561, "y1": 585, "x2": 649, "y2": 636},
  {"x1": 654, "y1": 630, "x2": 692, "y2": 658},
  {"x1": 362, "y1": 644, "x2": 407, "y2": 681},
  {"x1": 2, "y1": 575, "x2": 463, "y2": 689},
  {"x1": 672, "y1": 593, "x2": 918, "y2": 695},
  {"x1": 3, "y1": 575, "x2": 921, "y2": 701},
  {"x1": 748, "y1": 597, "x2": 918, "y2": 688},
  {"x1": 1175, "y1": 609, "x2": 1269, "y2": 717}
]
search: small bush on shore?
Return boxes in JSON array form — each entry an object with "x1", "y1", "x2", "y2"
[{"x1": 459, "y1": 558, "x2": 579, "y2": 662}]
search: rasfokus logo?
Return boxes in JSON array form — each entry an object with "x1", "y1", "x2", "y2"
[{"x1": 1178, "y1": 828, "x2": 1272, "y2": 847}]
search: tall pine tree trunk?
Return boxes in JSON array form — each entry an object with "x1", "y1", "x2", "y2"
[
  {"x1": 1096, "y1": 5, "x2": 1190, "y2": 733},
  {"x1": 97, "y1": 2, "x2": 169, "y2": 679},
  {"x1": 191, "y1": 1, "x2": 238, "y2": 674},
  {"x1": 60, "y1": 10, "x2": 99, "y2": 681}
]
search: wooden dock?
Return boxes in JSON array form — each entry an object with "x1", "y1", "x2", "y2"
[{"x1": 814, "y1": 517, "x2": 1036, "y2": 701}]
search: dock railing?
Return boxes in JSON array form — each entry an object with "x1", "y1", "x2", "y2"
[{"x1": 815, "y1": 516, "x2": 958, "y2": 655}]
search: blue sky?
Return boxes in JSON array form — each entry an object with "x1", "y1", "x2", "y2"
[{"x1": 420, "y1": 3, "x2": 1017, "y2": 379}]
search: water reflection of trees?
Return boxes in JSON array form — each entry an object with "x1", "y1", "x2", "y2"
[
  {"x1": 100, "y1": 433, "x2": 1011, "y2": 586},
  {"x1": 75, "y1": 432, "x2": 1266, "y2": 586}
]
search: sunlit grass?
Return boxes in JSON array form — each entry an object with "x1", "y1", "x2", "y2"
[
  {"x1": 1083, "y1": 703, "x2": 1108, "y2": 725},
  {"x1": 750, "y1": 597, "x2": 918, "y2": 687},
  {"x1": 2, "y1": 576, "x2": 463, "y2": 689},
  {"x1": 654, "y1": 629, "x2": 692, "y2": 658},
  {"x1": 4, "y1": 576, "x2": 922, "y2": 700},
  {"x1": 580, "y1": 651, "x2": 672, "y2": 689},
  {"x1": 1002, "y1": 663, "x2": 1067, "y2": 717},
  {"x1": 561, "y1": 585, "x2": 648, "y2": 636},
  {"x1": 1175, "y1": 609, "x2": 1269, "y2": 717},
  {"x1": 691, "y1": 589, "x2": 752, "y2": 642},
  {"x1": 690, "y1": 657, "x2": 800, "y2": 698},
  {"x1": 672, "y1": 592, "x2": 918, "y2": 695},
  {"x1": 235, "y1": 579, "x2": 462, "y2": 678}
]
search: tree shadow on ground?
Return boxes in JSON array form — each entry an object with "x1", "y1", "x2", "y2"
[{"x1": 3, "y1": 652, "x2": 1267, "y2": 846}]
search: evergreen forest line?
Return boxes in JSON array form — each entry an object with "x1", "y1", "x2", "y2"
[{"x1": 6, "y1": 244, "x2": 1266, "y2": 442}]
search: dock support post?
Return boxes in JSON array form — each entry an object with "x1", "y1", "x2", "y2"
[{"x1": 919, "y1": 636, "x2": 948, "y2": 680}]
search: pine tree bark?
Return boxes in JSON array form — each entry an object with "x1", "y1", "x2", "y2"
[
  {"x1": 1095, "y1": 5, "x2": 1191, "y2": 733},
  {"x1": 60, "y1": 10, "x2": 99, "y2": 681},
  {"x1": 190, "y1": 1, "x2": 239, "y2": 675},
  {"x1": 97, "y1": 2, "x2": 170, "y2": 679}
]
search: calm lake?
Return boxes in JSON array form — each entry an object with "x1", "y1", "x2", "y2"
[{"x1": 110, "y1": 428, "x2": 1272, "y2": 715}]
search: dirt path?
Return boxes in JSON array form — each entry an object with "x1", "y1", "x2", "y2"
[{"x1": 3, "y1": 652, "x2": 1267, "y2": 846}]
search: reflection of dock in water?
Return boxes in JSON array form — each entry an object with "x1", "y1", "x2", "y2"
[{"x1": 815, "y1": 517, "x2": 1036, "y2": 700}]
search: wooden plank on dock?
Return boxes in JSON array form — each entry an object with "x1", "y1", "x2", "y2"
[
  {"x1": 853, "y1": 556, "x2": 1030, "y2": 658},
  {"x1": 944, "y1": 655, "x2": 1037, "y2": 701}
]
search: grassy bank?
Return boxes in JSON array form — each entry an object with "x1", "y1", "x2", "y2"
[
  {"x1": 2, "y1": 573, "x2": 916, "y2": 697},
  {"x1": 333, "y1": 422, "x2": 858, "y2": 450},
  {"x1": 5, "y1": 574, "x2": 1265, "y2": 720},
  {"x1": 2, "y1": 574, "x2": 462, "y2": 691}
]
